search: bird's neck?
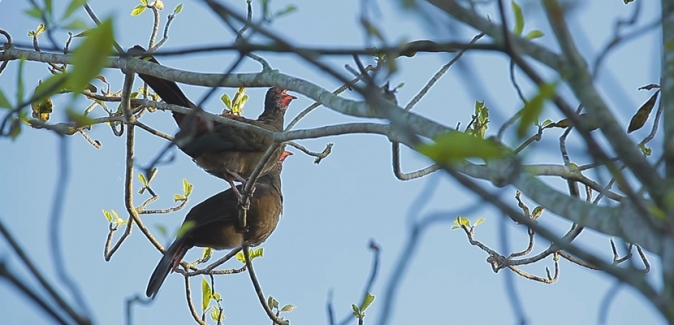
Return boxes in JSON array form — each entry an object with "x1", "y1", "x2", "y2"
[{"x1": 258, "y1": 108, "x2": 285, "y2": 129}]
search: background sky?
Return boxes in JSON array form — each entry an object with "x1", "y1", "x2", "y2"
[{"x1": 0, "y1": 0, "x2": 666, "y2": 324}]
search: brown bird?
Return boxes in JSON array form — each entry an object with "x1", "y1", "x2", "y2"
[
  {"x1": 130, "y1": 45, "x2": 296, "y2": 199},
  {"x1": 145, "y1": 151, "x2": 292, "y2": 298}
]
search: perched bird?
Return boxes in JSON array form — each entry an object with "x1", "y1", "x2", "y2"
[
  {"x1": 145, "y1": 151, "x2": 292, "y2": 298},
  {"x1": 129, "y1": 45, "x2": 296, "y2": 199}
]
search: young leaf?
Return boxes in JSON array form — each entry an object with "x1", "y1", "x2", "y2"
[
  {"x1": 235, "y1": 251, "x2": 246, "y2": 263},
  {"x1": 268, "y1": 296, "x2": 279, "y2": 309},
  {"x1": 35, "y1": 24, "x2": 46, "y2": 35},
  {"x1": 280, "y1": 304, "x2": 296, "y2": 312},
  {"x1": 511, "y1": 1, "x2": 524, "y2": 35},
  {"x1": 221, "y1": 93, "x2": 232, "y2": 111},
  {"x1": 474, "y1": 217, "x2": 485, "y2": 226},
  {"x1": 173, "y1": 3, "x2": 184, "y2": 14},
  {"x1": 131, "y1": 5, "x2": 146, "y2": 16},
  {"x1": 202, "y1": 247, "x2": 213, "y2": 260},
  {"x1": 201, "y1": 277, "x2": 212, "y2": 312},
  {"x1": 102, "y1": 210, "x2": 113, "y2": 222},
  {"x1": 360, "y1": 292, "x2": 375, "y2": 311},
  {"x1": 210, "y1": 308, "x2": 225, "y2": 322},
  {"x1": 183, "y1": 179, "x2": 193, "y2": 197},
  {"x1": 351, "y1": 304, "x2": 361, "y2": 318},
  {"x1": 249, "y1": 247, "x2": 264, "y2": 260},
  {"x1": 531, "y1": 206, "x2": 544, "y2": 221},
  {"x1": 148, "y1": 168, "x2": 158, "y2": 183},
  {"x1": 138, "y1": 173, "x2": 148, "y2": 187},
  {"x1": 525, "y1": 30, "x2": 544, "y2": 40}
]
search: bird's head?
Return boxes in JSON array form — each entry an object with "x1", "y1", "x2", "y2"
[
  {"x1": 279, "y1": 150, "x2": 293, "y2": 163},
  {"x1": 265, "y1": 87, "x2": 297, "y2": 112}
]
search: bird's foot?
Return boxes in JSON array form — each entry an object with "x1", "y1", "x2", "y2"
[{"x1": 237, "y1": 196, "x2": 251, "y2": 210}]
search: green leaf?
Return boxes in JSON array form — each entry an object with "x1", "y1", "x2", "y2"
[
  {"x1": 66, "y1": 108, "x2": 96, "y2": 127},
  {"x1": 201, "y1": 277, "x2": 212, "y2": 312},
  {"x1": 248, "y1": 247, "x2": 264, "y2": 260},
  {"x1": 517, "y1": 82, "x2": 557, "y2": 138},
  {"x1": 9, "y1": 118, "x2": 21, "y2": 140},
  {"x1": 45, "y1": 0, "x2": 53, "y2": 15},
  {"x1": 639, "y1": 144, "x2": 652, "y2": 156},
  {"x1": 69, "y1": 18, "x2": 114, "y2": 97},
  {"x1": 531, "y1": 207, "x2": 544, "y2": 220},
  {"x1": 235, "y1": 251, "x2": 246, "y2": 263},
  {"x1": 183, "y1": 179, "x2": 193, "y2": 197},
  {"x1": 112, "y1": 210, "x2": 127, "y2": 226},
  {"x1": 0, "y1": 89, "x2": 11, "y2": 108},
  {"x1": 62, "y1": 0, "x2": 86, "y2": 20},
  {"x1": 221, "y1": 93, "x2": 232, "y2": 110},
  {"x1": 173, "y1": 194, "x2": 185, "y2": 202},
  {"x1": 474, "y1": 217, "x2": 485, "y2": 226},
  {"x1": 202, "y1": 247, "x2": 213, "y2": 260},
  {"x1": 511, "y1": 1, "x2": 524, "y2": 35},
  {"x1": 417, "y1": 131, "x2": 505, "y2": 164},
  {"x1": 453, "y1": 216, "x2": 471, "y2": 228},
  {"x1": 268, "y1": 296, "x2": 279, "y2": 309},
  {"x1": 25, "y1": 7, "x2": 43, "y2": 19},
  {"x1": 173, "y1": 3, "x2": 183, "y2": 14},
  {"x1": 155, "y1": 224, "x2": 167, "y2": 237},
  {"x1": 272, "y1": 5, "x2": 297, "y2": 18},
  {"x1": 138, "y1": 173, "x2": 148, "y2": 186},
  {"x1": 148, "y1": 168, "x2": 158, "y2": 183},
  {"x1": 131, "y1": 5, "x2": 146, "y2": 16},
  {"x1": 280, "y1": 304, "x2": 296, "y2": 312},
  {"x1": 351, "y1": 304, "x2": 361, "y2": 318},
  {"x1": 210, "y1": 308, "x2": 224, "y2": 322},
  {"x1": 360, "y1": 292, "x2": 375, "y2": 311},
  {"x1": 35, "y1": 24, "x2": 46, "y2": 35},
  {"x1": 102, "y1": 209, "x2": 113, "y2": 222},
  {"x1": 177, "y1": 220, "x2": 196, "y2": 238},
  {"x1": 525, "y1": 30, "x2": 544, "y2": 40},
  {"x1": 140, "y1": 0, "x2": 149, "y2": 5},
  {"x1": 62, "y1": 19, "x2": 88, "y2": 31},
  {"x1": 17, "y1": 56, "x2": 26, "y2": 104}
]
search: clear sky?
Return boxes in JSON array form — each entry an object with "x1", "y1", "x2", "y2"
[{"x1": 0, "y1": 0, "x2": 665, "y2": 324}]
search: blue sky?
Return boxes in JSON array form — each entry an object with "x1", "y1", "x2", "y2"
[{"x1": 0, "y1": 0, "x2": 665, "y2": 324}]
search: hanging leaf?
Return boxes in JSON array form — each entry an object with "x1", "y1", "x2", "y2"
[{"x1": 627, "y1": 90, "x2": 659, "y2": 133}]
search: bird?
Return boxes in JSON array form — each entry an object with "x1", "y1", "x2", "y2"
[
  {"x1": 145, "y1": 151, "x2": 292, "y2": 298},
  {"x1": 129, "y1": 45, "x2": 296, "y2": 200}
]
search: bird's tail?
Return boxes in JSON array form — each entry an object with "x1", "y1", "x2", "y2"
[
  {"x1": 146, "y1": 239, "x2": 189, "y2": 299},
  {"x1": 129, "y1": 45, "x2": 195, "y2": 126}
]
